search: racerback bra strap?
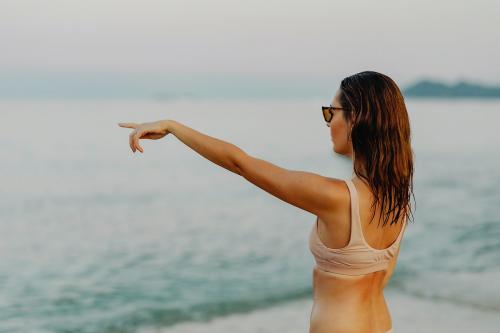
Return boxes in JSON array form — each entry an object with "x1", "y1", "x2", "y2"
[
  {"x1": 344, "y1": 179, "x2": 366, "y2": 246},
  {"x1": 345, "y1": 178, "x2": 407, "y2": 249}
]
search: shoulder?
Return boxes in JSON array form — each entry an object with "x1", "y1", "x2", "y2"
[
  {"x1": 318, "y1": 177, "x2": 351, "y2": 218},
  {"x1": 327, "y1": 177, "x2": 350, "y2": 203},
  {"x1": 237, "y1": 153, "x2": 349, "y2": 217}
]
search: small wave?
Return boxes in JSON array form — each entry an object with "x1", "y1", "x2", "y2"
[{"x1": 72, "y1": 288, "x2": 312, "y2": 333}]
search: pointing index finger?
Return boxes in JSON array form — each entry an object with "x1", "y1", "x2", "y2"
[{"x1": 118, "y1": 123, "x2": 137, "y2": 128}]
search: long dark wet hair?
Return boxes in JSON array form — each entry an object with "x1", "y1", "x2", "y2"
[{"x1": 339, "y1": 71, "x2": 415, "y2": 227}]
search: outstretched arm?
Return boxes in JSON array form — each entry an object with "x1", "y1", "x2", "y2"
[
  {"x1": 166, "y1": 120, "x2": 245, "y2": 176},
  {"x1": 121, "y1": 119, "x2": 341, "y2": 217}
]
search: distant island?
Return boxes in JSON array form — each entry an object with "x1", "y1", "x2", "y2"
[{"x1": 403, "y1": 80, "x2": 500, "y2": 98}]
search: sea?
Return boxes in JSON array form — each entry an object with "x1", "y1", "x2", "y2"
[{"x1": 1, "y1": 98, "x2": 499, "y2": 333}]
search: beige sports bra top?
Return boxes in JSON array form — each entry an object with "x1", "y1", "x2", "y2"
[{"x1": 309, "y1": 179, "x2": 406, "y2": 276}]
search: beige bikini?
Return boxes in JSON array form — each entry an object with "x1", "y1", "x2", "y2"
[{"x1": 309, "y1": 179, "x2": 406, "y2": 333}]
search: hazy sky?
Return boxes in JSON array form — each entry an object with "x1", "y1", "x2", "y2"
[{"x1": 2, "y1": 0, "x2": 499, "y2": 97}]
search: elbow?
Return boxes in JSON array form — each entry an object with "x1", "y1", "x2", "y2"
[{"x1": 232, "y1": 149, "x2": 248, "y2": 177}]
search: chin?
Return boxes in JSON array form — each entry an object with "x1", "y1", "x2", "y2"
[{"x1": 333, "y1": 145, "x2": 349, "y2": 157}]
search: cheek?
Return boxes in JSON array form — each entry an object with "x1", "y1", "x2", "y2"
[
  {"x1": 330, "y1": 121, "x2": 339, "y2": 139},
  {"x1": 330, "y1": 121, "x2": 346, "y2": 142}
]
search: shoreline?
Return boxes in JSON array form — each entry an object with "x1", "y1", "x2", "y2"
[{"x1": 139, "y1": 289, "x2": 500, "y2": 333}]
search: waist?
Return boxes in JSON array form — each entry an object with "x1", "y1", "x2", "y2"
[
  {"x1": 312, "y1": 266, "x2": 386, "y2": 301},
  {"x1": 310, "y1": 301, "x2": 392, "y2": 333},
  {"x1": 311, "y1": 269, "x2": 392, "y2": 333}
]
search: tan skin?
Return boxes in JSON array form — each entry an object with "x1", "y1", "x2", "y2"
[
  {"x1": 118, "y1": 88, "x2": 405, "y2": 333},
  {"x1": 310, "y1": 89, "x2": 406, "y2": 333}
]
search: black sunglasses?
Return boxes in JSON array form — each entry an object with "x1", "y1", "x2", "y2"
[{"x1": 321, "y1": 105, "x2": 348, "y2": 126}]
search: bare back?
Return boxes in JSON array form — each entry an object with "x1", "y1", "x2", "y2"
[{"x1": 309, "y1": 177, "x2": 407, "y2": 333}]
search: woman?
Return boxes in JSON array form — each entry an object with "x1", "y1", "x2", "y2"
[{"x1": 118, "y1": 70, "x2": 415, "y2": 333}]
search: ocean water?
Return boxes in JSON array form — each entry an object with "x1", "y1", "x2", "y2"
[{"x1": 1, "y1": 98, "x2": 499, "y2": 333}]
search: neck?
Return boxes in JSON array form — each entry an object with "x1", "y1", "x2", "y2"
[{"x1": 352, "y1": 157, "x2": 368, "y2": 181}]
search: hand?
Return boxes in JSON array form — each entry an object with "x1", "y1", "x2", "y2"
[{"x1": 118, "y1": 120, "x2": 171, "y2": 153}]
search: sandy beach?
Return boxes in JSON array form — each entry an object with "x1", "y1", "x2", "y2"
[{"x1": 140, "y1": 289, "x2": 500, "y2": 333}]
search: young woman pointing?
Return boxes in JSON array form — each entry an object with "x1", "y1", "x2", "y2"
[{"x1": 118, "y1": 71, "x2": 415, "y2": 333}]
